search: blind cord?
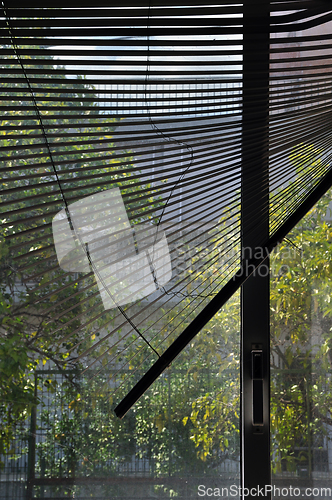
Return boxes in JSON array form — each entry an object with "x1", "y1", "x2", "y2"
[{"x1": 143, "y1": 0, "x2": 201, "y2": 301}]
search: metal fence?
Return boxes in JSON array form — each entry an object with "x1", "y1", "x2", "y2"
[
  {"x1": 96, "y1": 79, "x2": 242, "y2": 117},
  {"x1": 0, "y1": 367, "x2": 240, "y2": 500},
  {"x1": 1, "y1": 367, "x2": 332, "y2": 499}
]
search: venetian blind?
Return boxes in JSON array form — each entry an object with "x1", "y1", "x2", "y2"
[{"x1": 1, "y1": 0, "x2": 332, "y2": 416}]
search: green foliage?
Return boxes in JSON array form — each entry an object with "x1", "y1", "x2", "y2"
[
  {"x1": 269, "y1": 144, "x2": 332, "y2": 475},
  {"x1": 0, "y1": 332, "x2": 36, "y2": 458},
  {"x1": 0, "y1": 47, "x2": 161, "y2": 456}
]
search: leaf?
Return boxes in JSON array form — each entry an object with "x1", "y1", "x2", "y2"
[{"x1": 155, "y1": 415, "x2": 164, "y2": 433}]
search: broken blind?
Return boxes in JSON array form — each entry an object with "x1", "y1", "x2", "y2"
[{"x1": 1, "y1": 0, "x2": 332, "y2": 415}]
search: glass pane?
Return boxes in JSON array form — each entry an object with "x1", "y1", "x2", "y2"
[
  {"x1": 1, "y1": 217, "x2": 241, "y2": 499},
  {"x1": 0, "y1": 298, "x2": 240, "y2": 499},
  {"x1": 270, "y1": 183, "x2": 332, "y2": 496},
  {"x1": 1, "y1": 7, "x2": 242, "y2": 498}
]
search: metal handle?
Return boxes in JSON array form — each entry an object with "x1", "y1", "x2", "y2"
[{"x1": 252, "y1": 348, "x2": 264, "y2": 426}]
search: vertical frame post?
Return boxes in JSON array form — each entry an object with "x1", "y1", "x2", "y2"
[
  {"x1": 241, "y1": 1, "x2": 271, "y2": 498},
  {"x1": 26, "y1": 373, "x2": 37, "y2": 500}
]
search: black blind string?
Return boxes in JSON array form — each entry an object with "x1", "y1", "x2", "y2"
[
  {"x1": 142, "y1": 2, "x2": 222, "y2": 301},
  {"x1": 2, "y1": 3, "x2": 160, "y2": 360},
  {"x1": 143, "y1": 0, "x2": 199, "y2": 300},
  {"x1": 144, "y1": 4, "x2": 194, "y2": 223}
]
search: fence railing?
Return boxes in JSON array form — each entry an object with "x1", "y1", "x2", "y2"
[{"x1": 1, "y1": 366, "x2": 332, "y2": 499}]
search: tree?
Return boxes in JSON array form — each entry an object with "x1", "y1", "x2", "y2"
[
  {"x1": 0, "y1": 47, "x2": 161, "y2": 456},
  {"x1": 270, "y1": 194, "x2": 332, "y2": 474},
  {"x1": 31, "y1": 146, "x2": 332, "y2": 491},
  {"x1": 162, "y1": 142, "x2": 332, "y2": 475}
]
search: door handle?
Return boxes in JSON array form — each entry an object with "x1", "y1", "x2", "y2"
[{"x1": 252, "y1": 347, "x2": 264, "y2": 426}]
